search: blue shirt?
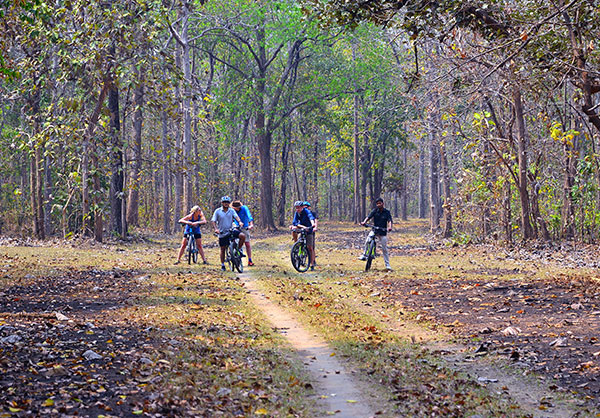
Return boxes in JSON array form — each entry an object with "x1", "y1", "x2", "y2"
[
  {"x1": 184, "y1": 213, "x2": 203, "y2": 235},
  {"x1": 233, "y1": 205, "x2": 254, "y2": 228},
  {"x1": 292, "y1": 208, "x2": 315, "y2": 229}
]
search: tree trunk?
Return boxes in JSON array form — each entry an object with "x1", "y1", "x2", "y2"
[
  {"x1": 108, "y1": 76, "x2": 123, "y2": 237},
  {"x1": 352, "y1": 40, "x2": 361, "y2": 223},
  {"x1": 418, "y1": 137, "x2": 427, "y2": 218},
  {"x1": 127, "y1": 65, "x2": 143, "y2": 227},
  {"x1": 440, "y1": 138, "x2": 452, "y2": 238},
  {"x1": 278, "y1": 122, "x2": 291, "y2": 226},
  {"x1": 173, "y1": 46, "x2": 183, "y2": 232},
  {"x1": 429, "y1": 126, "x2": 440, "y2": 233},
  {"x1": 161, "y1": 109, "x2": 171, "y2": 234},
  {"x1": 257, "y1": 126, "x2": 276, "y2": 230},
  {"x1": 513, "y1": 86, "x2": 534, "y2": 240},
  {"x1": 255, "y1": 26, "x2": 277, "y2": 231},
  {"x1": 92, "y1": 148, "x2": 103, "y2": 243},
  {"x1": 504, "y1": 180, "x2": 512, "y2": 243},
  {"x1": 401, "y1": 146, "x2": 408, "y2": 221},
  {"x1": 82, "y1": 83, "x2": 109, "y2": 237},
  {"x1": 180, "y1": 9, "x2": 193, "y2": 214}
]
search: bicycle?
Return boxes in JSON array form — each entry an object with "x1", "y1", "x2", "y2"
[
  {"x1": 290, "y1": 227, "x2": 311, "y2": 272},
  {"x1": 186, "y1": 233, "x2": 199, "y2": 264},
  {"x1": 362, "y1": 224, "x2": 387, "y2": 271},
  {"x1": 179, "y1": 222, "x2": 200, "y2": 264},
  {"x1": 220, "y1": 228, "x2": 243, "y2": 273}
]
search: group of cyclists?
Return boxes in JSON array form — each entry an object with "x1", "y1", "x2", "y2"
[
  {"x1": 175, "y1": 196, "x2": 255, "y2": 271},
  {"x1": 175, "y1": 195, "x2": 393, "y2": 272}
]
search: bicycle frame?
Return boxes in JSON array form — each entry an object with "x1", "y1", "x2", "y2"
[
  {"x1": 290, "y1": 228, "x2": 310, "y2": 272},
  {"x1": 362, "y1": 224, "x2": 385, "y2": 271},
  {"x1": 221, "y1": 228, "x2": 243, "y2": 273}
]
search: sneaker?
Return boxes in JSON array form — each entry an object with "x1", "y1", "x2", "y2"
[
  {"x1": 310, "y1": 265, "x2": 315, "y2": 271},
  {"x1": 174, "y1": 260, "x2": 180, "y2": 265},
  {"x1": 386, "y1": 266, "x2": 393, "y2": 271},
  {"x1": 240, "y1": 252, "x2": 246, "y2": 257},
  {"x1": 248, "y1": 261, "x2": 255, "y2": 266},
  {"x1": 203, "y1": 260, "x2": 209, "y2": 265},
  {"x1": 221, "y1": 265, "x2": 226, "y2": 271},
  {"x1": 358, "y1": 255, "x2": 367, "y2": 261}
]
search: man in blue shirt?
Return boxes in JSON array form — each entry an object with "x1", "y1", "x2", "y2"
[
  {"x1": 232, "y1": 200, "x2": 255, "y2": 266},
  {"x1": 289, "y1": 200, "x2": 317, "y2": 270}
]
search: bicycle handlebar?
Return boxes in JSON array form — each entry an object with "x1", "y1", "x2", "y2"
[
  {"x1": 292, "y1": 226, "x2": 313, "y2": 233},
  {"x1": 363, "y1": 224, "x2": 387, "y2": 232}
]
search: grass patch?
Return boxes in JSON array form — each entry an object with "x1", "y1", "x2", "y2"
[{"x1": 0, "y1": 242, "x2": 316, "y2": 416}]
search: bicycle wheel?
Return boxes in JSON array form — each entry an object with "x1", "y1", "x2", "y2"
[
  {"x1": 233, "y1": 248, "x2": 243, "y2": 273},
  {"x1": 365, "y1": 239, "x2": 376, "y2": 272},
  {"x1": 191, "y1": 239, "x2": 198, "y2": 263},
  {"x1": 291, "y1": 241, "x2": 309, "y2": 273},
  {"x1": 228, "y1": 242, "x2": 236, "y2": 271},
  {"x1": 187, "y1": 237, "x2": 193, "y2": 265}
]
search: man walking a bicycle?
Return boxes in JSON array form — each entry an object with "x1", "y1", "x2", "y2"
[
  {"x1": 212, "y1": 196, "x2": 246, "y2": 271},
  {"x1": 289, "y1": 200, "x2": 317, "y2": 271},
  {"x1": 231, "y1": 200, "x2": 255, "y2": 266},
  {"x1": 359, "y1": 197, "x2": 393, "y2": 271}
]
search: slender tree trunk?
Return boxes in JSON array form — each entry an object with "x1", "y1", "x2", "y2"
[
  {"x1": 173, "y1": 48, "x2": 183, "y2": 232},
  {"x1": 278, "y1": 122, "x2": 291, "y2": 226},
  {"x1": 127, "y1": 65, "x2": 143, "y2": 227},
  {"x1": 181, "y1": 19, "x2": 193, "y2": 213},
  {"x1": 82, "y1": 83, "x2": 109, "y2": 237},
  {"x1": 161, "y1": 109, "x2": 171, "y2": 234},
  {"x1": 429, "y1": 125, "x2": 440, "y2": 232},
  {"x1": 504, "y1": 180, "x2": 513, "y2": 243},
  {"x1": 401, "y1": 147, "x2": 408, "y2": 220},
  {"x1": 257, "y1": 127, "x2": 276, "y2": 230},
  {"x1": 440, "y1": 138, "x2": 452, "y2": 238},
  {"x1": 29, "y1": 145, "x2": 41, "y2": 238},
  {"x1": 44, "y1": 154, "x2": 52, "y2": 236},
  {"x1": 27, "y1": 93, "x2": 45, "y2": 239},
  {"x1": 312, "y1": 133, "x2": 319, "y2": 206},
  {"x1": 91, "y1": 147, "x2": 103, "y2": 242},
  {"x1": 513, "y1": 86, "x2": 534, "y2": 239},
  {"x1": 108, "y1": 76, "x2": 123, "y2": 237},
  {"x1": 418, "y1": 137, "x2": 427, "y2": 218},
  {"x1": 352, "y1": 40, "x2": 361, "y2": 223}
]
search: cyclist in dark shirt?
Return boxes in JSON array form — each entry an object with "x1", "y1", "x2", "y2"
[
  {"x1": 290, "y1": 200, "x2": 317, "y2": 270},
  {"x1": 359, "y1": 197, "x2": 393, "y2": 270}
]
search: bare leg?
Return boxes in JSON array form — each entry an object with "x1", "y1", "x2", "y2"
[
  {"x1": 177, "y1": 237, "x2": 188, "y2": 262},
  {"x1": 196, "y1": 238, "x2": 206, "y2": 262},
  {"x1": 244, "y1": 241, "x2": 252, "y2": 260},
  {"x1": 237, "y1": 232, "x2": 246, "y2": 249},
  {"x1": 220, "y1": 246, "x2": 226, "y2": 264},
  {"x1": 308, "y1": 245, "x2": 315, "y2": 266}
]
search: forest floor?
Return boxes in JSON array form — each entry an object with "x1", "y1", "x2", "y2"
[{"x1": 0, "y1": 220, "x2": 599, "y2": 417}]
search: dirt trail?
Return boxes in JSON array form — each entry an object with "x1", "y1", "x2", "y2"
[{"x1": 239, "y1": 271, "x2": 378, "y2": 417}]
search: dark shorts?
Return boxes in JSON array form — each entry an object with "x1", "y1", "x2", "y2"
[
  {"x1": 219, "y1": 229, "x2": 240, "y2": 247},
  {"x1": 185, "y1": 232, "x2": 202, "y2": 239}
]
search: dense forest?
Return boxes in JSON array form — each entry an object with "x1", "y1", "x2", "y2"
[{"x1": 1, "y1": 0, "x2": 599, "y2": 243}]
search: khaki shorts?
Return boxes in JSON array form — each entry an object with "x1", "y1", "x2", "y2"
[
  {"x1": 241, "y1": 228, "x2": 250, "y2": 241},
  {"x1": 305, "y1": 232, "x2": 315, "y2": 247}
]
